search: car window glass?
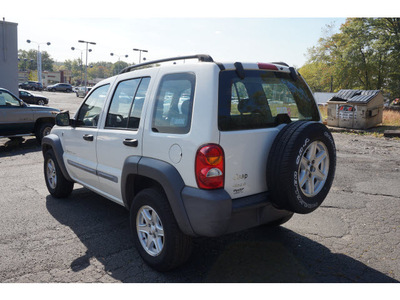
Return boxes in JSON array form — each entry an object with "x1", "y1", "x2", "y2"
[
  {"x1": 128, "y1": 77, "x2": 150, "y2": 129},
  {"x1": 152, "y1": 73, "x2": 195, "y2": 134},
  {"x1": 106, "y1": 78, "x2": 141, "y2": 129},
  {"x1": 218, "y1": 70, "x2": 320, "y2": 131},
  {"x1": 76, "y1": 84, "x2": 110, "y2": 127},
  {"x1": 0, "y1": 91, "x2": 21, "y2": 107},
  {"x1": 105, "y1": 77, "x2": 150, "y2": 130}
]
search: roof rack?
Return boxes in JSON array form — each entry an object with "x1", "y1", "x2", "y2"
[{"x1": 119, "y1": 54, "x2": 214, "y2": 74}]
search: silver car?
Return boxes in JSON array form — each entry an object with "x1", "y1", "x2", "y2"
[{"x1": 75, "y1": 86, "x2": 92, "y2": 98}]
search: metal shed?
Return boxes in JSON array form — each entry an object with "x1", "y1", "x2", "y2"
[{"x1": 326, "y1": 89, "x2": 384, "y2": 129}]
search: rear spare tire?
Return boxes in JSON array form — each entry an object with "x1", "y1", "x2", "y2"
[{"x1": 267, "y1": 121, "x2": 336, "y2": 214}]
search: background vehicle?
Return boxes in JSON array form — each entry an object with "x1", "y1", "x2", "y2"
[
  {"x1": 42, "y1": 55, "x2": 336, "y2": 271},
  {"x1": 47, "y1": 83, "x2": 73, "y2": 93},
  {"x1": 18, "y1": 81, "x2": 43, "y2": 91},
  {"x1": 0, "y1": 87, "x2": 59, "y2": 142},
  {"x1": 75, "y1": 86, "x2": 92, "y2": 98},
  {"x1": 19, "y1": 89, "x2": 49, "y2": 105}
]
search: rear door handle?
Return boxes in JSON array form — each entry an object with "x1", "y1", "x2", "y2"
[
  {"x1": 83, "y1": 134, "x2": 94, "y2": 141},
  {"x1": 123, "y1": 139, "x2": 138, "y2": 147}
]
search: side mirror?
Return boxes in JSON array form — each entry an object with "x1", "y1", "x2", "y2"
[{"x1": 55, "y1": 111, "x2": 71, "y2": 126}]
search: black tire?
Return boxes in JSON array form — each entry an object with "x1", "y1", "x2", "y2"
[
  {"x1": 44, "y1": 149, "x2": 74, "y2": 198},
  {"x1": 37, "y1": 99, "x2": 45, "y2": 106},
  {"x1": 35, "y1": 122, "x2": 53, "y2": 144},
  {"x1": 130, "y1": 188, "x2": 192, "y2": 271},
  {"x1": 267, "y1": 121, "x2": 336, "y2": 214}
]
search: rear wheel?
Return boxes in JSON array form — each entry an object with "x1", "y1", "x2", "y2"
[
  {"x1": 130, "y1": 188, "x2": 192, "y2": 271},
  {"x1": 44, "y1": 149, "x2": 74, "y2": 198}
]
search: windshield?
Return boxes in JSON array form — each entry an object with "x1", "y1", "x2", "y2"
[{"x1": 218, "y1": 70, "x2": 320, "y2": 131}]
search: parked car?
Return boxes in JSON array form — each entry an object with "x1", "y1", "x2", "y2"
[
  {"x1": 47, "y1": 83, "x2": 73, "y2": 93},
  {"x1": 19, "y1": 89, "x2": 49, "y2": 105},
  {"x1": 42, "y1": 54, "x2": 336, "y2": 271},
  {"x1": 18, "y1": 81, "x2": 43, "y2": 91},
  {"x1": 75, "y1": 86, "x2": 92, "y2": 98},
  {"x1": 0, "y1": 88, "x2": 59, "y2": 143}
]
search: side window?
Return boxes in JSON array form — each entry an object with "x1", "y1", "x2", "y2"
[
  {"x1": 76, "y1": 84, "x2": 110, "y2": 127},
  {"x1": 128, "y1": 77, "x2": 150, "y2": 129},
  {"x1": 0, "y1": 91, "x2": 21, "y2": 107},
  {"x1": 152, "y1": 73, "x2": 195, "y2": 134},
  {"x1": 105, "y1": 77, "x2": 150, "y2": 130}
]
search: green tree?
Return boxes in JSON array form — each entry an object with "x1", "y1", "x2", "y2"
[
  {"x1": 18, "y1": 49, "x2": 54, "y2": 72},
  {"x1": 300, "y1": 18, "x2": 400, "y2": 97}
]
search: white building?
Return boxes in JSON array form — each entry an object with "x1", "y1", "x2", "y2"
[{"x1": 0, "y1": 20, "x2": 18, "y2": 95}]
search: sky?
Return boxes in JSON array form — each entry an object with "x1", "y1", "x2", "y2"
[{"x1": 2, "y1": 0, "x2": 397, "y2": 68}]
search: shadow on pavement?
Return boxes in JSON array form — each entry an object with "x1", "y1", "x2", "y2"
[
  {"x1": 0, "y1": 137, "x2": 40, "y2": 157},
  {"x1": 46, "y1": 188, "x2": 397, "y2": 283}
]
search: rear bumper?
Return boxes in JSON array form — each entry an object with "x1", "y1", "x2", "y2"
[{"x1": 182, "y1": 187, "x2": 292, "y2": 237}]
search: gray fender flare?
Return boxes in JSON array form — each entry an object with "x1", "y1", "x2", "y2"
[
  {"x1": 41, "y1": 134, "x2": 73, "y2": 182},
  {"x1": 121, "y1": 156, "x2": 195, "y2": 236}
]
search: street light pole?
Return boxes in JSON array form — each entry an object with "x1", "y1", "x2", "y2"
[
  {"x1": 133, "y1": 48, "x2": 148, "y2": 63},
  {"x1": 78, "y1": 40, "x2": 96, "y2": 90},
  {"x1": 110, "y1": 53, "x2": 129, "y2": 74},
  {"x1": 72, "y1": 47, "x2": 91, "y2": 85},
  {"x1": 26, "y1": 40, "x2": 51, "y2": 85}
]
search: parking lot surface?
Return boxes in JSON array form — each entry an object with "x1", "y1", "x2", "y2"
[{"x1": 0, "y1": 91, "x2": 399, "y2": 282}]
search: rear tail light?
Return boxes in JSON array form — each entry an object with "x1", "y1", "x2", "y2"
[{"x1": 195, "y1": 144, "x2": 224, "y2": 189}]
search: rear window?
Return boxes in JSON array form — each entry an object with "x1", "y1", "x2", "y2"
[{"x1": 218, "y1": 70, "x2": 320, "y2": 131}]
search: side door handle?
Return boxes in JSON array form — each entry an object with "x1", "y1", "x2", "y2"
[
  {"x1": 83, "y1": 134, "x2": 94, "y2": 141},
  {"x1": 123, "y1": 138, "x2": 138, "y2": 147}
]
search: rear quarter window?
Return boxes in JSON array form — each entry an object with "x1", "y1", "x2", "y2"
[
  {"x1": 152, "y1": 73, "x2": 195, "y2": 134},
  {"x1": 218, "y1": 70, "x2": 320, "y2": 131}
]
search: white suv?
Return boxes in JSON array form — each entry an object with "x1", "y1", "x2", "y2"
[{"x1": 42, "y1": 55, "x2": 336, "y2": 271}]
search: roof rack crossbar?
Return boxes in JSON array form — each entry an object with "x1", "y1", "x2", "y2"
[{"x1": 119, "y1": 54, "x2": 214, "y2": 74}]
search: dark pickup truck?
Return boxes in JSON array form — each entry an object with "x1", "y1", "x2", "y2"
[{"x1": 0, "y1": 88, "x2": 59, "y2": 143}]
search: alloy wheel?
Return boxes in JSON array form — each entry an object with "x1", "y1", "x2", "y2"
[
  {"x1": 136, "y1": 205, "x2": 164, "y2": 256},
  {"x1": 298, "y1": 141, "x2": 330, "y2": 197}
]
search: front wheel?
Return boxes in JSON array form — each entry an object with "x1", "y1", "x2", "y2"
[
  {"x1": 44, "y1": 149, "x2": 74, "y2": 198},
  {"x1": 35, "y1": 122, "x2": 53, "y2": 144},
  {"x1": 130, "y1": 188, "x2": 192, "y2": 271}
]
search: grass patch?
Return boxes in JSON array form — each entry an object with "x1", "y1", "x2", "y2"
[
  {"x1": 383, "y1": 109, "x2": 400, "y2": 126},
  {"x1": 318, "y1": 105, "x2": 328, "y2": 120}
]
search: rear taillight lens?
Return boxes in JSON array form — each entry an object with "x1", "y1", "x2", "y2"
[{"x1": 195, "y1": 144, "x2": 224, "y2": 189}]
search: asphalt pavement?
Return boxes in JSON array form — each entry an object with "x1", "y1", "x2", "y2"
[{"x1": 0, "y1": 91, "x2": 399, "y2": 282}]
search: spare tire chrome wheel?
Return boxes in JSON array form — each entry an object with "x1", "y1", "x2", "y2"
[
  {"x1": 298, "y1": 141, "x2": 329, "y2": 197},
  {"x1": 266, "y1": 121, "x2": 336, "y2": 214}
]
